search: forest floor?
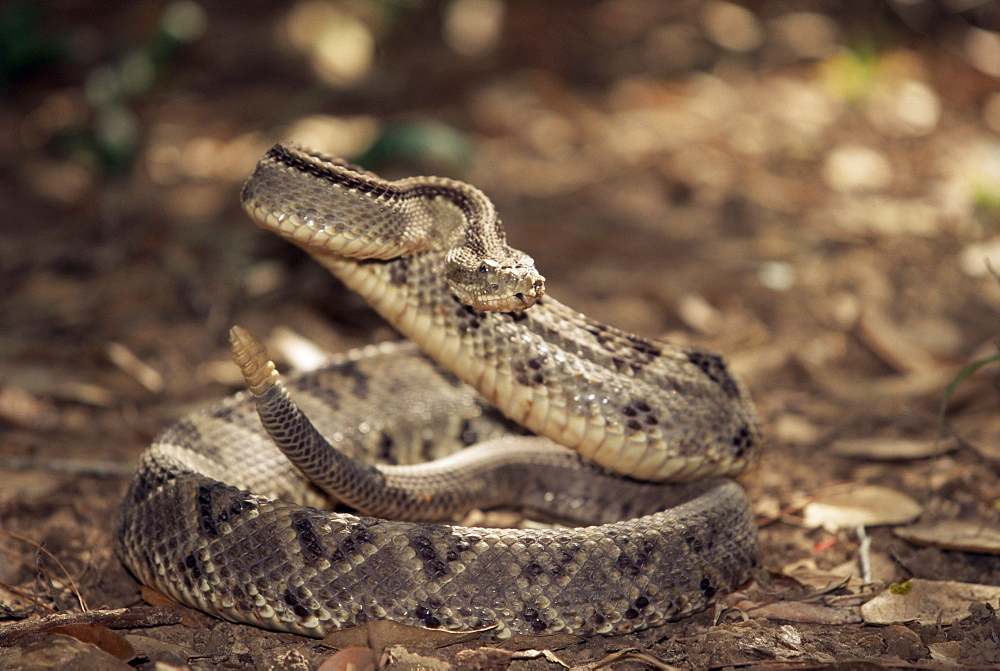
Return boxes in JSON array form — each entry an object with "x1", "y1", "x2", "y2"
[{"x1": 2, "y1": 2, "x2": 1000, "y2": 669}]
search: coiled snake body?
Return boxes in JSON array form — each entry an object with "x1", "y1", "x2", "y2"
[{"x1": 116, "y1": 145, "x2": 762, "y2": 639}]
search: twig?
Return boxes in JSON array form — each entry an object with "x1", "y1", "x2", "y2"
[
  {"x1": 855, "y1": 525, "x2": 872, "y2": 585},
  {"x1": 580, "y1": 648, "x2": 680, "y2": 670},
  {"x1": 0, "y1": 528, "x2": 87, "y2": 612},
  {"x1": 0, "y1": 607, "x2": 182, "y2": 646}
]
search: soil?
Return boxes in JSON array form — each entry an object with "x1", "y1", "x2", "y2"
[{"x1": 2, "y1": 1, "x2": 1000, "y2": 669}]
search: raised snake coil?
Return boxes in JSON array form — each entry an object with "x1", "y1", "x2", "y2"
[{"x1": 116, "y1": 144, "x2": 762, "y2": 639}]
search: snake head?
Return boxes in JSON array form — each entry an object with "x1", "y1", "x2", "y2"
[{"x1": 445, "y1": 247, "x2": 545, "y2": 312}]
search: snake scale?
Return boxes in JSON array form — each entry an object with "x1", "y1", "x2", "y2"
[{"x1": 116, "y1": 144, "x2": 762, "y2": 639}]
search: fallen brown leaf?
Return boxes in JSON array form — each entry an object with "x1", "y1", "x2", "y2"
[
  {"x1": 46, "y1": 624, "x2": 135, "y2": 661},
  {"x1": 321, "y1": 620, "x2": 495, "y2": 650},
  {"x1": 861, "y1": 579, "x2": 1000, "y2": 625},
  {"x1": 802, "y1": 485, "x2": 922, "y2": 531},
  {"x1": 317, "y1": 646, "x2": 378, "y2": 671},
  {"x1": 894, "y1": 520, "x2": 1000, "y2": 555},
  {"x1": 830, "y1": 436, "x2": 958, "y2": 461},
  {"x1": 749, "y1": 600, "x2": 862, "y2": 625}
]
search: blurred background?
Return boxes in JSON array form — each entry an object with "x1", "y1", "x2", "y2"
[{"x1": 2, "y1": 0, "x2": 1000, "y2": 666}]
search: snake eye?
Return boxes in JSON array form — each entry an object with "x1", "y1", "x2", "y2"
[{"x1": 478, "y1": 264, "x2": 489, "y2": 274}]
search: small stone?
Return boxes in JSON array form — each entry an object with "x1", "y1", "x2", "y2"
[
  {"x1": 700, "y1": 1, "x2": 763, "y2": 53},
  {"x1": 961, "y1": 236, "x2": 1000, "y2": 277},
  {"x1": 768, "y1": 12, "x2": 840, "y2": 61},
  {"x1": 772, "y1": 414, "x2": 820, "y2": 445},
  {"x1": 964, "y1": 26, "x2": 1000, "y2": 77},
  {"x1": 641, "y1": 23, "x2": 714, "y2": 73},
  {"x1": 757, "y1": 261, "x2": 796, "y2": 292},
  {"x1": 444, "y1": 0, "x2": 505, "y2": 58},
  {"x1": 867, "y1": 79, "x2": 941, "y2": 137},
  {"x1": 822, "y1": 144, "x2": 892, "y2": 193}
]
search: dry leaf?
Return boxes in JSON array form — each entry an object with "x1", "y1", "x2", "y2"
[
  {"x1": 106, "y1": 342, "x2": 165, "y2": 394},
  {"x1": 830, "y1": 437, "x2": 957, "y2": 461},
  {"x1": 269, "y1": 326, "x2": 330, "y2": 371},
  {"x1": 894, "y1": 520, "x2": 1000, "y2": 554},
  {"x1": 856, "y1": 306, "x2": 941, "y2": 375},
  {"x1": 572, "y1": 648, "x2": 679, "y2": 670},
  {"x1": 802, "y1": 485, "x2": 921, "y2": 531},
  {"x1": 138, "y1": 585, "x2": 207, "y2": 628},
  {"x1": 749, "y1": 600, "x2": 862, "y2": 625},
  {"x1": 496, "y1": 632, "x2": 582, "y2": 650},
  {"x1": 0, "y1": 385, "x2": 59, "y2": 430},
  {"x1": 46, "y1": 624, "x2": 135, "y2": 661},
  {"x1": 317, "y1": 646, "x2": 378, "y2": 671},
  {"x1": 382, "y1": 645, "x2": 453, "y2": 670},
  {"x1": 950, "y1": 412, "x2": 1000, "y2": 463},
  {"x1": 780, "y1": 559, "x2": 852, "y2": 589},
  {"x1": 861, "y1": 579, "x2": 1000, "y2": 625},
  {"x1": 51, "y1": 381, "x2": 117, "y2": 407},
  {"x1": 321, "y1": 620, "x2": 494, "y2": 650},
  {"x1": 928, "y1": 641, "x2": 962, "y2": 664}
]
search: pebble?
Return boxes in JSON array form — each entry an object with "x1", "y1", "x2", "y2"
[
  {"x1": 700, "y1": 1, "x2": 763, "y2": 53},
  {"x1": 767, "y1": 12, "x2": 840, "y2": 61},
  {"x1": 964, "y1": 25, "x2": 1000, "y2": 77},
  {"x1": 821, "y1": 143, "x2": 893, "y2": 193},
  {"x1": 757, "y1": 260, "x2": 796, "y2": 292},
  {"x1": 284, "y1": 3, "x2": 374, "y2": 86},
  {"x1": 641, "y1": 23, "x2": 714, "y2": 73},
  {"x1": 960, "y1": 237, "x2": 1000, "y2": 277},
  {"x1": 444, "y1": 0, "x2": 505, "y2": 58},
  {"x1": 867, "y1": 79, "x2": 941, "y2": 137}
]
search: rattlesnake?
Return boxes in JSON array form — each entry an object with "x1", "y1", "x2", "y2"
[{"x1": 116, "y1": 144, "x2": 762, "y2": 639}]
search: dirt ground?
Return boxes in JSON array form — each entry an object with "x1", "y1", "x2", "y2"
[{"x1": 2, "y1": 1, "x2": 1000, "y2": 669}]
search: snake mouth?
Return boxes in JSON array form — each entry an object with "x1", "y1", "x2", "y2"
[
  {"x1": 464, "y1": 283, "x2": 543, "y2": 312},
  {"x1": 446, "y1": 258, "x2": 546, "y2": 312}
]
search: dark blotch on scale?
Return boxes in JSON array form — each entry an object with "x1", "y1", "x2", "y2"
[
  {"x1": 388, "y1": 256, "x2": 410, "y2": 285},
  {"x1": 513, "y1": 355, "x2": 546, "y2": 387},
  {"x1": 208, "y1": 404, "x2": 235, "y2": 421},
  {"x1": 293, "y1": 516, "x2": 325, "y2": 562},
  {"x1": 414, "y1": 605, "x2": 441, "y2": 628},
  {"x1": 283, "y1": 589, "x2": 311, "y2": 618},
  {"x1": 290, "y1": 372, "x2": 341, "y2": 408},
  {"x1": 620, "y1": 399, "x2": 659, "y2": 432},
  {"x1": 454, "y1": 303, "x2": 482, "y2": 333},
  {"x1": 196, "y1": 485, "x2": 219, "y2": 538},
  {"x1": 731, "y1": 423, "x2": 755, "y2": 456},
  {"x1": 686, "y1": 350, "x2": 740, "y2": 398},
  {"x1": 700, "y1": 578, "x2": 716, "y2": 599},
  {"x1": 626, "y1": 334, "x2": 661, "y2": 357},
  {"x1": 410, "y1": 535, "x2": 448, "y2": 578},
  {"x1": 329, "y1": 525, "x2": 373, "y2": 563},
  {"x1": 377, "y1": 431, "x2": 395, "y2": 463},
  {"x1": 522, "y1": 607, "x2": 547, "y2": 632},
  {"x1": 524, "y1": 562, "x2": 545, "y2": 578},
  {"x1": 217, "y1": 491, "x2": 257, "y2": 524},
  {"x1": 458, "y1": 419, "x2": 477, "y2": 446},
  {"x1": 168, "y1": 419, "x2": 203, "y2": 451},
  {"x1": 182, "y1": 553, "x2": 203, "y2": 579},
  {"x1": 338, "y1": 360, "x2": 370, "y2": 398}
]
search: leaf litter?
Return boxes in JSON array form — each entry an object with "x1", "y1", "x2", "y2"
[{"x1": 3, "y1": 1, "x2": 1000, "y2": 668}]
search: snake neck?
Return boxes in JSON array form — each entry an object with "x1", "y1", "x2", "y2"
[
  {"x1": 242, "y1": 144, "x2": 544, "y2": 311},
  {"x1": 309, "y1": 251, "x2": 760, "y2": 483}
]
